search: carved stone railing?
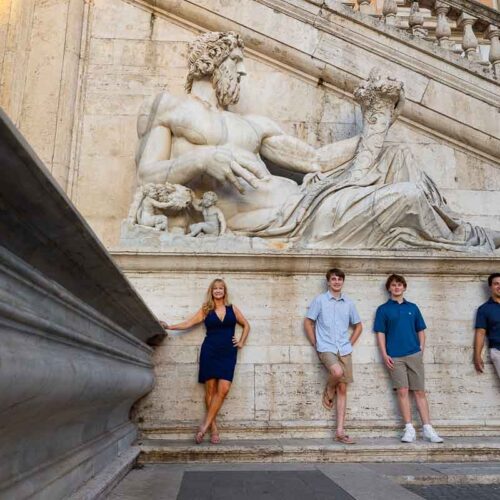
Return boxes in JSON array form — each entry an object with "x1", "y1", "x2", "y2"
[{"x1": 342, "y1": 0, "x2": 500, "y2": 78}]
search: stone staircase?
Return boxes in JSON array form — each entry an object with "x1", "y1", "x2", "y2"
[
  {"x1": 136, "y1": 422, "x2": 500, "y2": 463},
  {"x1": 335, "y1": 0, "x2": 500, "y2": 77}
]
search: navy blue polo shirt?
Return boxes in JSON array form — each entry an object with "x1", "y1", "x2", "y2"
[
  {"x1": 373, "y1": 299, "x2": 427, "y2": 358},
  {"x1": 475, "y1": 298, "x2": 500, "y2": 349}
]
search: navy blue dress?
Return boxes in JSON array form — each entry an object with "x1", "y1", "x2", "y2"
[{"x1": 198, "y1": 305, "x2": 238, "y2": 383}]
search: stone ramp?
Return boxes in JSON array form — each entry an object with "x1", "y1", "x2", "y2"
[{"x1": 137, "y1": 437, "x2": 500, "y2": 464}]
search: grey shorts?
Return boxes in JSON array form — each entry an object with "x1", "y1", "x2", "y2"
[
  {"x1": 317, "y1": 351, "x2": 353, "y2": 384},
  {"x1": 490, "y1": 348, "x2": 500, "y2": 379},
  {"x1": 390, "y1": 351, "x2": 425, "y2": 391}
]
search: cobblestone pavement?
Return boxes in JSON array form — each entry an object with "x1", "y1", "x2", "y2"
[{"x1": 405, "y1": 484, "x2": 500, "y2": 499}]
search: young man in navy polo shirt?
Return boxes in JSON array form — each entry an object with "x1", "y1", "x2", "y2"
[
  {"x1": 474, "y1": 273, "x2": 500, "y2": 378},
  {"x1": 374, "y1": 274, "x2": 443, "y2": 443}
]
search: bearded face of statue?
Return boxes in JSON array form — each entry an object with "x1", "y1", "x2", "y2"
[{"x1": 212, "y1": 47, "x2": 246, "y2": 108}]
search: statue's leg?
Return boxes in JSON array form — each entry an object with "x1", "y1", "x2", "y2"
[
  {"x1": 155, "y1": 215, "x2": 168, "y2": 231},
  {"x1": 189, "y1": 222, "x2": 203, "y2": 236}
]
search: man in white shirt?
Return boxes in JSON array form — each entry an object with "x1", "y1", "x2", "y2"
[{"x1": 304, "y1": 268, "x2": 363, "y2": 444}]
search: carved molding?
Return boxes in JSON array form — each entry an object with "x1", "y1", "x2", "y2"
[{"x1": 111, "y1": 251, "x2": 500, "y2": 276}]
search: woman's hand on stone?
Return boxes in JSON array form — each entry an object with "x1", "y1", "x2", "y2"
[
  {"x1": 232, "y1": 336, "x2": 244, "y2": 348},
  {"x1": 159, "y1": 320, "x2": 169, "y2": 330}
]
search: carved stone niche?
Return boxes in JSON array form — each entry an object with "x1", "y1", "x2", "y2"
[{"x1": 121, "y1": 30, "x2": 499, "y2": 255}]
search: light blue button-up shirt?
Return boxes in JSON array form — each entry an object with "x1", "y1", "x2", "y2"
[{"x1": 306, "y1": 291, "x2": 361, "y2": 355}]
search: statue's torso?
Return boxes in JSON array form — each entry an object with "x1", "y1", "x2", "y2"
[
  {"x1": 166, "y1": 97, "x2": 263, "y2": 157},
  {"x1": 155, "y1": 93, "x2": 300, "y2": 229}
]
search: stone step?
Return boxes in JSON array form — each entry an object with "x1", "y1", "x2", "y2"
[
  {"x1": 139, "y1": 421, "x2": 500, "y2": 441},
  {"x1": 137, "y1": 437, "x2": 500, "y2": 464}
]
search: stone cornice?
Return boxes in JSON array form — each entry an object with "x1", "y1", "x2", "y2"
[
  {"x1": 111, "y1": 250, "x2": 500, "y2": 276},
  {"x1": 0, "y1": 247, "x2": 153, "y2": 368}
]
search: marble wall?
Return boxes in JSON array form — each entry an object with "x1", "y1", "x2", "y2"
[{"x1": 121, "y1": 258, "x2": 500, "y2": 438}]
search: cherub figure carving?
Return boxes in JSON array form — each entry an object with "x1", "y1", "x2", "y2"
[
  {"x1": 128, "y1": 183, "x2": 193, "y2": 231},
  {"x1": 189, "y1": 191, "x2": 226, "y2": 237}
]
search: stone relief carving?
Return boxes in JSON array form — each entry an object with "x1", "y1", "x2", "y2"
[
  {"x1": 189, "y1": 191, "x2": 227, "y2": 237},
  {"x1": 125, "y1": 30, "x2": 499, "y2": 252},
  {"x1": 127, "y1": 182, "x2": 193, "y2": 232}
]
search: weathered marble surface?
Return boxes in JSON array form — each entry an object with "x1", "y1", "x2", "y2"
[
  {"x1": 2, "y1": 0, "x2": 495, "y2": 247},
  {"x1": 120, "y1": 252, "x2": 500, "y2": 439},
  {"x1": 0, "y1": 112, "x2": 160, "y2": 499}
]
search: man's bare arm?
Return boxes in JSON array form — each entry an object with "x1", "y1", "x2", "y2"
[
  {"x1": 304, "y1": 318, "x2": 317, "y2": 347},
  {"x1": 474, "y1": 328, "x2": 486, "y2": 373},
  {"x1": 376, "y1": 332, "x2": 394, "y2": 370},
  {"x1": 350, "y1": 322, "x2": 363, "y2": 346},
  {"x1": 418, "y1": 330, "x2": 426, "y2": 352}
]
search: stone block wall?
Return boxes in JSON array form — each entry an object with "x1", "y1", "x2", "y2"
[{"x1": 114, "y1": 253, "x2": 500, "y2": 439}]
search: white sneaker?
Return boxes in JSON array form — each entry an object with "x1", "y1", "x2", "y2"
[
  {"x1": 401, "y1": 426, "x2": 416, "y2": 443},
  {"x1": 423, "y1": 425, "x2": 443, "y2": 443}
]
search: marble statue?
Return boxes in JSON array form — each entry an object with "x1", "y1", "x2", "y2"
[
  {"x1": 189, "y1": 191, "x2": 226, "y2": 237},
  {"x1": 132, "y1": 30, "x2": 499, "y2": 252},
  {"x1": 127, "y1": 182, "x2": 193, "y2": 231}
]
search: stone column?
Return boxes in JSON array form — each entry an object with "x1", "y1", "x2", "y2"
[
  {"x1": 358, "y1": 0, "x2": 372, "y2": 15},
  {"x1": 434, "y1": 1, "x2": 453, "y2": 50},
  {"x1": 408, "y1": 1, "x2": 428, "y2": 38},
  {"x1": 485, "y1": 24, "x2": 500, "y2": 79},
  {"x1": 458, "y1": 13, "x2": 479, "y2": 60},
  {"x1": 382, "y1": 0, "x2": 398, "y2": 26}
]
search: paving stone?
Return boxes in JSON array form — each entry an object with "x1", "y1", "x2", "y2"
[
  {"x1": 176, "y1": 470, "x2": 355, "y2": 500},
  {"x1": 405, "y1": 483, "x2": 500, "y2": 499}
]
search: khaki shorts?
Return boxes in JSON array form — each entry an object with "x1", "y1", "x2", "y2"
[
  {"x1": 390, "y1": 351, "x2": 425, "y2": 391},
  {"x1": 318, "y1": 351, "x2": 354, "y2": 384}
]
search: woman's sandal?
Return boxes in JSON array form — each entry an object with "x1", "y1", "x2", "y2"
[
  {"x1": 335, "y1": 434, "x2": 355, "y2": 445},
  {"x1": 210, "y1": 432, "x2": 221, "y2": 445},
  {"x1": 194, "y1": 428, "x2": 206, "y2": 445}
]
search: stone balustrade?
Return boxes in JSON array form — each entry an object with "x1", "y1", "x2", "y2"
[{"x1": 341, "y1": 0, "x2": 500, "y2": 77}]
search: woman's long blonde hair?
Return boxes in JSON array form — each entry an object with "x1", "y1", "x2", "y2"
[{"x1": 202, "y1": 278, "x2": 231, "y2": 316}]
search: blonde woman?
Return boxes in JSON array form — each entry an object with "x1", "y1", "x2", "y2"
[{"x1": 162, "y1": 279, "x2": 250, "y2": 444}]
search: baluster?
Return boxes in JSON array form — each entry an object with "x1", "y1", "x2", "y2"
[
  {"x1": 357, "y1": 0, "x2": 372, "y2": 15},
  {"x1": 434, "y1": 1, "x2": 452, "y2": 50},
  {"x1": 408, "y1": 1, "x2": 428, "y2": 38},
  {"x1": 383, "y1": 0, "x2": 398, "y2": 26},
  {"x1": 458, "y1": 13, "x2": 479, "y2": 61},
  {"x1": 485, "y1": 24, "x2": 500, "y2": 79}
]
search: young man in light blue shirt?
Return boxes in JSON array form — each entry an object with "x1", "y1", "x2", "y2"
[{"x1": 304, "y1": 268, "x2": 363, "y2": 444}]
